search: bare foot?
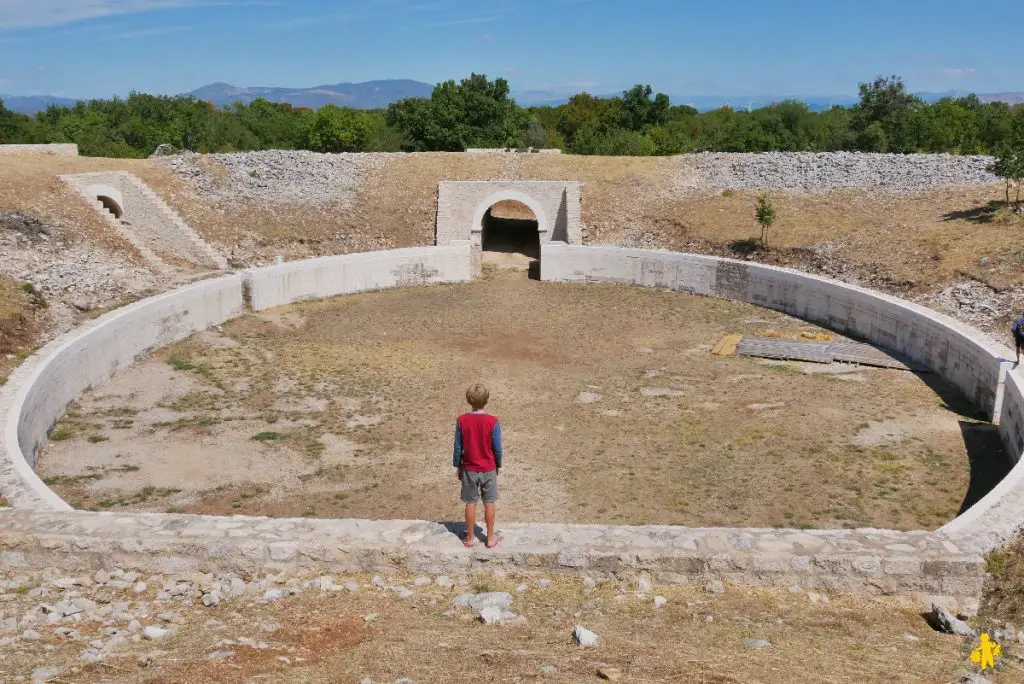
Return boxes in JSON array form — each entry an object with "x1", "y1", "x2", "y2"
[
  {"x1": 463, "y1": 537, "x2": 475, "y2": 548},
  {"x1": 486, "y1": 534, "x2": 501, "y2": 549}
]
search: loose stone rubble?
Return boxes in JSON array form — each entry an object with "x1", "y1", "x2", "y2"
[
  {"x1": 0, "y1": 212, "x2": 157, "y2": 337},
  {"x1": 156, "y1": 151, "x2": 391, "y2": 206},
  {"x1": 686, "y1": 152, "x2": 997, "y2": 195}
]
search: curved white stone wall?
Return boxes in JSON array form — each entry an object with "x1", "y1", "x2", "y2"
[{"x1": 2, "y1": 242, "x2": 1023, "y2": 612}]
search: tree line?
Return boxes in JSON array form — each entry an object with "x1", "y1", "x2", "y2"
[{"x1": 1, "y1": 73, "x2": 1023, "y2": 160}]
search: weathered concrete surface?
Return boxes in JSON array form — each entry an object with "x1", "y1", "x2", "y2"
[
  {"x1": 436, "y1": 181, "x2": 583, "y2": 276},
  {"x1": 0, "y1": 509, "x2": 984, "y2": 612},
  {"x1": 0, "y1": 143, "x2": 78, "y2": 155},
  {"x1": 0, "y1": 275, "x2": 245, "y2": 509},
  {"x1": 245, "y1": 244, "x2": 473, "y2": 311}
]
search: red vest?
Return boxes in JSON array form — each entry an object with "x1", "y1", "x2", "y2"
[{"x1": 457, "y1": 413, "x2": 499, "y2": 472}]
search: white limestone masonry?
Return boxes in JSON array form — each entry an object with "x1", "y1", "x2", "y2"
[
  {"x1": 3, "y1": 243, "x2": 1024, "y2": 613},
  {"x1": 436, "y1": 181, "x2": 583, "y2": 275},
  {"x1": 0, "y1": 144, "x2": 78, "y2": 155},
  {"x1": 246, "y1": 244, "x2": 473, "y2": 311}
]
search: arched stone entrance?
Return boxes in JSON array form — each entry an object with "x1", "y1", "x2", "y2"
[
  {"x1": 85, "y1": 183, "x2": 124, "y2": 219},
  {"x1": 435, "y1": 180, "x2": 583, "y2": 275}
]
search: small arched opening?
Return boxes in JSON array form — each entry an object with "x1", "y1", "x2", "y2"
[
  {"x1": 97, "y1": 195, "x2": 123, "y2": 219},
  {"x1": 481, "y1": 199, "x2": 541, "y2": 275}
]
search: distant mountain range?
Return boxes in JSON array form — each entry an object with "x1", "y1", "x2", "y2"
[{"x1": 3, "y1": 80, "x2": 1024, "y2": 115}]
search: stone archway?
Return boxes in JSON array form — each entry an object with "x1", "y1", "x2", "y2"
[
  {"x1": 435, "y1": 180, "x2": 583, "y2": 275},
  {"x1": 85, "y1": 183, "x2": 124, "y2": 219}
]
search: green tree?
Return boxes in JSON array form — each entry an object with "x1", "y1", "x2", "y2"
[
  {"x1": 851, "y1": 75, "x2": 924, "y2": 152},
  {"x1": 306, "y1": 105, "x2": 374, "y2": 152},
  {"x1": 989, "y1": 145, "x2": 1024, "y2": 212},
  {"x1": 755, "y1": 193, "x2": 777, "y2": 248},
  {"x1": 386, "y1": 73, "x2": 528, "y2": 151}
]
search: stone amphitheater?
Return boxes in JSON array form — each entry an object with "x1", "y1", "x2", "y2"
[{"x1": 2, "y1": 143, "x2": 1023, "y2": 628}]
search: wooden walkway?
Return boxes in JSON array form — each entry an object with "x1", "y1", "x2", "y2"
[{"x1": 735, "y1": 336, "x2": 928, "y2": 371}]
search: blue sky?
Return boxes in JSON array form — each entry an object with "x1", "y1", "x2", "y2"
[{"x1": 0, "y1": 0, "x2": 1020, "y2": 99}]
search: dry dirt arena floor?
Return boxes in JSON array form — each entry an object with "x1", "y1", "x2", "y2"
[{"x1": 37, "y1": 269, "x2": 1002, "y2": 530}]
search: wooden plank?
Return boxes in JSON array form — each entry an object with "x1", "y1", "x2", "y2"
[{"x1": 711, "y1": 334, "x2": 743, "y2": 357}]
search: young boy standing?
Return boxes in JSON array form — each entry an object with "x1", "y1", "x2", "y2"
[
  {"x1": 453, "y1": 383, "x2": 503, "y2": 549},
  {"x1": 1014, "y1": 313, "x2": 1024, "y2": 364}
]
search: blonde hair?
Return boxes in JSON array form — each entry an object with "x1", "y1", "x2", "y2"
[{"x1": 465, "y1": 383, "x2": 490, "y2": 410}]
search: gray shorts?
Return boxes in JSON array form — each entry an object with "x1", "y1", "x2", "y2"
[{"x1": 461, "y1": 469, "x2": 498, "y2": 504}]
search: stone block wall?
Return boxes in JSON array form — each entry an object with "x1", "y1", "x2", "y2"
[
  {"x1": 435, "y1": 181, "x2": 583, "y2": 247},
  {"x1": 0, "y1": 144, "x2": 78, "y2": 155}
]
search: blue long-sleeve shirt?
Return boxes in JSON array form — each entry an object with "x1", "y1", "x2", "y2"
[{"x1": 453, "y1": 415, "x2": 503, "y2": 470}]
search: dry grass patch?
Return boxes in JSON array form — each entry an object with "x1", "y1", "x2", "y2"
[{"x1": 0, "y1": 275, "x2": 44, "y2": 383}]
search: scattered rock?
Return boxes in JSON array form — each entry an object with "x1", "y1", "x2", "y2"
[
  {"x1": 536, "y1": 579, "x2": 552, "y2": 589},
  {"x1": 70, "y1": 298, "x2": 96, "y2": 312},
  {"x1": 926, "y1": 604, "x2": 977, "y2": 637},
  {"x1": 597, "y1": 666, "x2": 622, "y2": 681},
  {"x1": 30, "y1": 667, "x2": 57, "y2": 682},
  {"x1": 142, "y1": 626, "x2": 169, "y2": 641},
  {"x1": 413, "y1": 576, "x2": 431, "y2": 587},
  {"x1": 705, "y1": 580, "x2": 725, "y2": 595},
  {"x1": 636, "y1": 576, "x2": 652, "y2": 594},
  {"x1": 958, "y1": 672, "x2": 991, "y2": 684},
  {"x1": 453, "y1": 592, "x2": 513, "y2": 612},
  {"x1": 903, "y1": 632, "x2": 921, "y2": 642},
  {"x1": 540, "y1": 665, "x2": 558, "y2": 675},
  {"x1": 654, "y1": 596, "x2": 667, "y2": 609},
  {"x1": 208, "y1": 650, "x2": 235, "y2": 660},
  {"x1": 202, "y1": 591, "x2": 221, "y2": 608},
  {"x1": 576, "y1": 392, "x2": 603, "y2": 404},
  {"x1": 743, "y1": 639, "x2": 772, "y2": 649},
  {"x1": 479, "y1": 606, "x2": 519, "y2": 625},
  {"x1": 435, "y1": 576, "x2": 453, "y2": 587},
  {"x1": 263, "y1": 588, "x2": 288, "y2": 602},
  {"x1": 572, "y1": 625, "x2": 599, "y2": 647}
]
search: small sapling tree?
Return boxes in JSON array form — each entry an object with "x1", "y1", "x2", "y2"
[
  {"x1": 755, "y1": 193, "x2": 777, "y2": 248},
  {"x1": 988, "y1": 145, "x2": 1024, "y2": 214}
]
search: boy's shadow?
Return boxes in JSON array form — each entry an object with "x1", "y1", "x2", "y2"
[{"x1": 441, "y1": 521, "x2": 485, "y2": 545}]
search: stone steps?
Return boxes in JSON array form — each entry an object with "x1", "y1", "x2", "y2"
[{"x1": 59, "y1": 171, "x2": 229, "y2": 274}]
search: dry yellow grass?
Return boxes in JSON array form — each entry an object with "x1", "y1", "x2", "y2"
[{"x1": 0, "y1": 275, "x2": 42, "y2": 383}]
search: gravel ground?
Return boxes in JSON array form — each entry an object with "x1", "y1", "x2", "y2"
[
  {"x1": 684, "y1": 152, "x2": 997, "y2": 194},
  {"x1": 156, "y1": 151, "x2": 392, "y2": 206}
]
